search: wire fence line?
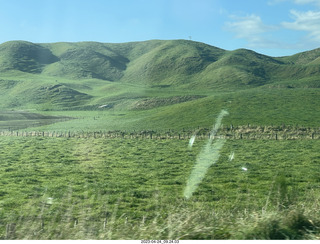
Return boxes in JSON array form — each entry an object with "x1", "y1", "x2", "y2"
[{"x1": 0, "y1": 125, "x2": 319, "y2": 140}]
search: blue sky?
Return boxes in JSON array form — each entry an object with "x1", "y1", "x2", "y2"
[{"x1": 1, "y1": 0, "x2": 320, "y2": 56}]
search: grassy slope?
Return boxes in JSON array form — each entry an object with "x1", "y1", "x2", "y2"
[
  {"x1": 0, "y1": 41, "x2": 58, "y2": 73},
  {"x1": 120, "y1": 40, "x2": 226, "y2": 86},
  {"x1": 17, "y1": 87, "x2": 318, "y2": 133},
  {"x1": 0, "y1": 39, "x2": 320, "y2": 130}
]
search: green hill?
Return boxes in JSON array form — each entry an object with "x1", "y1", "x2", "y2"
[
  {"x1": 0, "y1": 39, "x2": 320, "y2": 130},
  {"x1": 0, "y1": 41, "x2": 58, "y2": 73},
  {"x1": 120, "y1": 40, "x2": 226, "y2": 86},
  {"x1": 1, "y1": 39, "x2": 320, "y2": 89},
  {"x1": 41, "y1": 42, "x2": 129, "y2": 80},
  {"x1": 280, "y1": 47, "x2": 320, "y2": 65}
]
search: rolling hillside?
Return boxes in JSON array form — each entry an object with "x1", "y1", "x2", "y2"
[
  {"x1": 1, "y1": 39, "x2": 319, "y2": 89},
  {"x1": 0, "y1": 39, "x2": 320, "y2": 130},
  {"x1": 0, "y1": 41, "x2": 57, "y2": 74}
]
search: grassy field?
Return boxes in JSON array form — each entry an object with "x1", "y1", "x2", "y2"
[
  {"x1": 1, "y1": 40, "x2": 320, "y2": 240},
  {"x1": 1, "y1": 136, "x2": 320, "y2": 240},
  {"x1": 0, "y1": 85, "x2": 317, "y2": 134},
  {"x1": 1, "y1": 79, "x2": 320, "y2": 240}
]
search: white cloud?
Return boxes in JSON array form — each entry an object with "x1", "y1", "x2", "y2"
[
  {"x1": 293, "y1": 0, "x2": 320, "y2": 6},
  {"x1": 268, "y1": 0, "x2": 287, "y2": 5},
  {"x1": 282, "y1": 10, "x2": 320, "y2": 42},
  {"x1": 226, "y1": 14, "x2": 275, "y2": 38},
  {"x1": 225, "y1": 14, "x2": 278, "y2": 48},
  {"x1": 268, "y1": 0, "x2": 320, "y2": 6},
  {"x1": 225, "y1": 2, "x2": 320, "y2": 52},
  {"x1": 225, "y1": 8, "x2": 320, "y2": 51}
]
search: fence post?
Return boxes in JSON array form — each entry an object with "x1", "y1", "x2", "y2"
[{"x1": 6, "y1": 224, "x2": 8, "y2": 239}]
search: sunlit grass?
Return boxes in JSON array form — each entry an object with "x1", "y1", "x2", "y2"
[{"x1": 1, "y1": 137, "x2": 320, "y2": 239}]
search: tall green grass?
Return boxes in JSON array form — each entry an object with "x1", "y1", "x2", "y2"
[{"x1": 1, "y1": 137, "x2": 320, "y2": 239}]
